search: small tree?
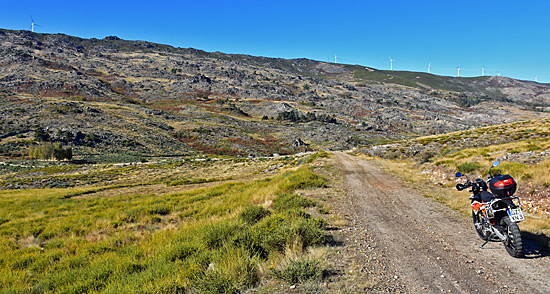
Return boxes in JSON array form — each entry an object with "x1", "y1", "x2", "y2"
[
  {"x1": 56, "y1": 130, "x2": 74, "y2": 142},
  {"x1": 53, "y1": 146, "x2": 65, "y2": 161},
  {"x1": 64, "y1": 147, "x2": 73, "y2": 161},
  {"x1": 34, "y1": 127, "x2": 50, "y2": 142},
  {"x1": 53, "y1": 144, "x2": 73, "y2": 161},
  {"x1": 29, "y1": 143, "x2": 55, "y2": 160}
]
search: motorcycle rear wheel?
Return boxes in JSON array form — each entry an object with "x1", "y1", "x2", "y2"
[
  {"x1": 500, "y1": 216, "x2": 523, "y2": 258},
  {"x1": 472, "y1": 211, "x2": 490, "y2": 241}
]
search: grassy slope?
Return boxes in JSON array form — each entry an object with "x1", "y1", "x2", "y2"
[
  {"x1": 0, "y1": 152, "x2": 333, "y2": 293},
  {"x1": 0, "y1": 94, "x2": 306, "y2": 161},
  {"x1": 353, "y1": 67, "x2": 494, "y2": 94}
]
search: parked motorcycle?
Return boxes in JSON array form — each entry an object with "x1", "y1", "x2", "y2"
[{"x1": 455, "y1": 160, "x2": 524, "y2": 257}]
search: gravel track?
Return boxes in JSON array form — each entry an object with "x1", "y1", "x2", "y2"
[{"x1": 333, "y1": 152, "x2": 550, "y2": 293}]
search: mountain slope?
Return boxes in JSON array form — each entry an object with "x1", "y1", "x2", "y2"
[{"x1": 1, "y1": 29, "x2": 550, "y2": 159}]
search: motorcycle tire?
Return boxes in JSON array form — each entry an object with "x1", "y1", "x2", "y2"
[
  {"x1": 500, "y1": 216, "x2": 523, "y2": 258},
  {"x1": 472, "y1": 210, "x2": 490, "y2": 241}
]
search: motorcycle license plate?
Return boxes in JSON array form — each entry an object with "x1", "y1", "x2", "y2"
[{"x1": 507, "y1": 208, "x2": 525, "y2": 222}]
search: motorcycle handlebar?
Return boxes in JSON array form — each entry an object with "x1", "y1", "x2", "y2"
[{"x1": 456, "y1": 180, "x2": 473, "y2": 191}]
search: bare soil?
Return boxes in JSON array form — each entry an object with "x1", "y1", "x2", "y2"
[{"x1": 329, "y1": 152, "x2": 550, "y2": 293}]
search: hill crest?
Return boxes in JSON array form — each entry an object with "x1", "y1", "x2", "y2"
[{"x1": 1, "y1": 28, "x2": 550, "y2": 159}]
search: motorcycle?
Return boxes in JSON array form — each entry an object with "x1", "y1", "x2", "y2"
[{"x1": 455, "y1": 160, "x2": 524, "y2": 257}]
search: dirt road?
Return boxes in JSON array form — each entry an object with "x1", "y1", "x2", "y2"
[{"x1": 333, "y1": 152, "x2": 550, "y2": 293}]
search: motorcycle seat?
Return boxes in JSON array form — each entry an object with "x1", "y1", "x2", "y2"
[{"x1": 477, "y1": 191, "x2": 494, "y2": 202}]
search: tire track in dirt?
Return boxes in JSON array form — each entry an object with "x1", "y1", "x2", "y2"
[{"x1": 334, "y1": 152, "x2": 550, "y2": 293}]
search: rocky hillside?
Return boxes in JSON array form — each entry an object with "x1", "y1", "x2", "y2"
[{"x1": 1, "y1": 28, "x2": 550, "y2": 160}]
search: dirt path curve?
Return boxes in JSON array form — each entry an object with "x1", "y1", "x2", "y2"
[{"x1": 333, "y1": 152, "x2": 550, "y2": 293}]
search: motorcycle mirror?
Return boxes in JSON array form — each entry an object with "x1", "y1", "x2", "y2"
[
  {"x1": 455, "y1": 172, "x2": 463, "y2": 177},
  {"x1": 492, "y1": 160, "x2": 500, "y2": 167}
]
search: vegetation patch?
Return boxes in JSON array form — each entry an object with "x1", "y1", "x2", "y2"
[
  {"x1": 456, "y1": 162, "x2": 482, "y2": 174},
  {"x1": 0, "y1": 163, "x2": 330, "y2": 293},
  {"x1": 273, "y1": 257, "x2": 325, "y2": 284}
]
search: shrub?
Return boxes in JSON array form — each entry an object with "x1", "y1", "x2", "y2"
[
  {"x1": 317, "y1": 206, "x2": 330, "y2": 214},
  {"x1": 278, "y1": 167, "x2": 328, "y2": 192},
  {"x1": 34, "y1": 126, "x2": 50, "y2": 142},
  {"x1": 231, "y1": 227, "x2": 269, "y2": 258},
  {"x1": 273, "y1": 257, "x2": 325, "y2": 284},
  {"x1": 521, "y1": 174, "x2": 533, "y2": 181},
  {"x1": 420, "y1": 151, "x2": 435, "y2": 163},
  {"x1": 238, "y1": 206, "x2": 270, "y2": 225},
  {"x1": 200, "y1": 222, "x2": 243, "y2": 249},
  {"x1": 456, "y1": 162, "x2": 482, "y2": 174},
  {"x1": 164, "y1": 243, "x2": 200, "y2": 262},
  {"x1": 305, "y1": 150, "x2": 330, "y2": 163},
  {"x1": 527, "y1": 144, "x2": 541, "y2": 151},
  {"x1": 291, "y1": 218, "x2": 326, "y2": 248},
  {"x1": 273, "y1": 193, "x2": 315, "y2": 212},
  {"x1": 194, "y1": 271, "x2": 238, "y2": 294},
  {"x1": 194, "y1": 247, "x2": 258, "y2": 294},
  {"x1": 147, "y1": 205, "x2": 171, "y2": 216},
  {"x1": 53, "y1": 146, "x2": 73, "y2": 161},
  {"x1": 435, "y1": 159, "x2": 455, "y2": 166},
  {"x1": 255, "y1": 213, "x2": 325, "y2": 253}
]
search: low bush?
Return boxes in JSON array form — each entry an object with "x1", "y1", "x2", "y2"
[
  {"x1": 238, "y1": 206, "x2": 270, "y2": 225},
  {"x1": 254, "y1": 212, "x2": 325, "y2": 253},
  {"x1": 273, "y1": 193, "x2": 315, "y2": 212},
  {"x1": 522, "y1": 173, "x2": 533, "y2": 181},
  {"x1": 200, "y1": 221, "x2": 244, "y2": 250},
  {"x1": 278, "y1": 167, "x2": 328, "y2": 192},
  {"x1": 305, "y1": 150, "x2": 330, "y2": 163},
  {"x1": 273, "y1": 257, "x2": 325, "y2": 284},
  {"x1": 456, "y1": 162, "x2": 482, "y2": 174}
]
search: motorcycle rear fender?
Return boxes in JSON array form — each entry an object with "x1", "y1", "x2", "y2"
[{"x1": 471, "y1": 201, "x2": 483, "y2": 214}]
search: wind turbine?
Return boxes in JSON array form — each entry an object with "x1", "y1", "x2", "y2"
[
  {"x1": 334, "y1": 54, "x2": 338, "y2": 64},
  {"x1": 535, "y1": 76, "x2": 538, "y2": 82},
  {"x1": 457, "y1": 67, "x2": 460, "y2": 77},
  {"x1": 30, "y1": 17, "x2": 41, "y2": 32},
  {"x1": 389, "y1": 57, "x2": 395, "y2": 71},
  {"x1": 427, "y1": 62, "x2": 431, "y2": 74},
  {"x1": 482, "y1": 67, "x2": 485, "y2": 77}
]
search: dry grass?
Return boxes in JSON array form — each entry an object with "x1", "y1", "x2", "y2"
[{"x1": 0, "y1": 153, "x2": 332, "y2": 293}]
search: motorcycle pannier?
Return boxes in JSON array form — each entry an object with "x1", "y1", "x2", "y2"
[{"x1": 489, "y1": 174, "x2": 516, "y2": 198}]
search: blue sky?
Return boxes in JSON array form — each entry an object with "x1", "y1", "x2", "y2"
[{"x1": 2, "y1": 0, "x2": 549, "y2": 82}]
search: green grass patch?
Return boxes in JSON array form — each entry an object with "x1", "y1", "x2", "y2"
[
  {"x1": 165, "y1": 177, "x2": 221, "y2": 186},
  {"x1": 456, "y1": 162, "x2": 482, "y2": 174},
  {"x1": 273, "y1": 257, "x2": 325, "y2": 284},
  {"x1": 278, "y1": 167, "x2": 328, "y2": 192},
  {"x1": 0, "y1": 165, "x2": 329, "y2": 293},
  {"x1": 305, "y1": 150, "x2": 330, "y2": 164}
]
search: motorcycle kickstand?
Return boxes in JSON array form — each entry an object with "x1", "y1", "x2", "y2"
[{"x1": 479, "y1": 233, "x2": 494, "y2": 249}]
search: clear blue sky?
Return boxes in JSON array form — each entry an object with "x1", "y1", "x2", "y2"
[{"x1": 2, "y1": 0, "x2": 549, "y2": 82}]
